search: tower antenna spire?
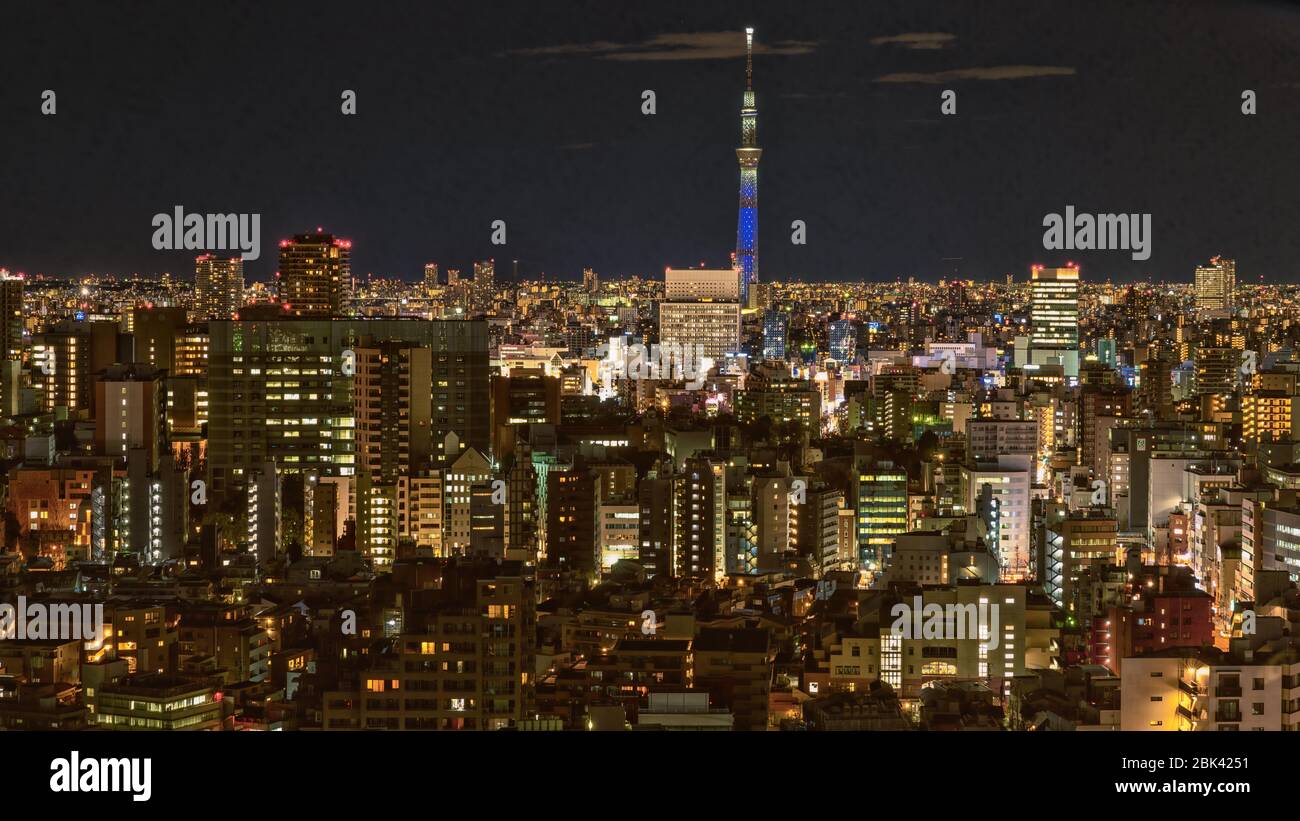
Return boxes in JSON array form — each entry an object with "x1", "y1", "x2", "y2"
[{"x1": 745, "y1": 27, "x2": 754, "y2": 90}]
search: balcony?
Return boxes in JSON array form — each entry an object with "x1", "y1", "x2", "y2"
[{"x1": 1215, "y1": 684, "x2": 1243, "y2": 698}]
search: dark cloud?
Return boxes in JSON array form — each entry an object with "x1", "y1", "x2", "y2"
[
  {"x1": 507, "y1": 31, "x2": 817, "y2": 62},
  {"x1": 870, "y1": 32, "x2": 956, "y2": 50},
  {"x1": 874, "y1": 65, "x2": 1076, "y2": 83}
]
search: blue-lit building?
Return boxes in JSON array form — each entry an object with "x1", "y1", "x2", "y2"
[
  {"x1": 762, "y1": 309, "x2": 787, "y2": 360},
  {"x1": 1095, "y1": 338, "x2": 1118, "y2": 368},
  {"x1": 828, "y1": 319, "x2": 856, "y2": 364}
]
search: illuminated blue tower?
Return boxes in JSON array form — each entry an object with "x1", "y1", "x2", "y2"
[{"x1": 735, "y1": 27, "x2": 761, "y2": 307}]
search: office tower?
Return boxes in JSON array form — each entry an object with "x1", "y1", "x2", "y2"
[
  {"x1": 1243, "y1": 391, "x2": 1298, "y2": 449},
  {"x1": 637, "y1": 472, "x2": 677, "y2": 578},
  {"x1": 206, "y1": 318, "x2": 489, "y2": 504},
  {"x1": 95, "y1": 677, "x2": 224, "y2": 730},
  {"x1": 0, "y1": 272, "x2": 23, "y2": 416},
  {"x1": 1139, "y1": 348, "x2": 1176, "y2": 420},
  {"x1": 354, "y1": 341, "x2": 433, "y2": 570},
  {"x1": 94, "y1": 364, "x2": 166, "y2": 472},
  {"x1": 472, "y1": 260, "x2": 496, "y2": 313},
  {"x1": 734, "y1": 365, "x2": 821, "y2": 431},
  {"x1": 124, "y1": 447, "x2": 188, "y2": 560},
  {"x1": 961, "y1": 456, "x2": 1032, "y2": 579},
  {"x1": 504, "y1": 441, "x2": 539, "y2": 562},
  {"x1": 277, "y1": 231, "x2": 352, "y2": 317},
  {"x1": 794, "y1": 484, "x2": 843, "y2": 574},
  {"x1": 5, "y1": 466, "x2": 99, "y2": 566},
  {"x1": 1195, "y1": 255, "x2": 1236, "y2": 312},
  {"x1": 246, "y1": 461, "x2": 282, "y2": 564},
  {"x1": 0, "y1": 271, "x2": 23, "y2": 360},
  {"x1": 762, "y1": 309, "x2": 786, "y2": 360},
  {"x1": 852, "y1": 459, "x2": 908, "y2": 572},
  {"x1": 582, "y1": 267, "x2": 598, "y2": 292},
  {"x1": 423, "y1": 263, "x2": 439, "y2": 291},
  {"x1": 664, "y1": 267, "x2": 740, "y2": 301},
  {"x1": 490, "y1": 369, "x2": 561, "y2": 458},
  {"x1": 1028, "y1": 265, "x2": 1080, "y2": 378},
  {"x1": 31, "y1": 323, "x2": 92, "y2": 412},
  {"x1": 322, "y1": 560, "x2": 535, "y2": 730},
  {"x1": 828, "y1": 319, "x2": 856, "y2": 364},
  {"x1": 727, "y1": 477, "x2": 758, "y2": 575},
  {"x1": 597, "y1": 498, "x2": 638, "y2": 570},
  {"x1": 966, "y1": 418, "x2": 1038, "y2": 463},
  {"x1": 131, "y1": 305, "x2": 187, "y2": 372},
  {"x1": 677, "y1": 457, "x2": 727, "y2": 579},
  {"x1": 194, "y1": 255, "x2": 244, "y2": 319},
  {"x1": 1194, "y1": 346, "x2": 1236, "y2": 397},
  {"x1": 468, "y1": 481, "x2": 506, "y2": 558},
  {"x1": 694, "y1": 627, "x2": 773, "y2": 731},
  {"x1": 355, "y1": 341, "x2": 433, "y2": 482},
  {"x1": 660, "y1": 268, "x2": 741, "y2": 361},
  {"x1": 401, "y1": 472, "x2": 442, "y2": 556},
  {"x1": 92, "y1": 363, "x2": 189, "y2": 561},
  {"x1": 1079, "y1": 385, "x2": 1131, "y2": 478},
  {"x1": 168, "y1": 324, "x2": 210, "y2": 439},
  {"x1": 751, "y1": 474, "x2": 795, "y2": 569},
  {"x1": 1045, "y1": 507, "x2": 1118, "y2": 615},
  {"x1": 546, "y1": 467, "x2": 598, "y2": 578},
  {"x1": 446, "y1": 268, "x2": 460, "y2": 287},
  {"x1": 735, "y1": 27, "x2": 761, "y2": 306},
  {"x1": 442, "y1": 447, "x2": 492, "y2": 555}
]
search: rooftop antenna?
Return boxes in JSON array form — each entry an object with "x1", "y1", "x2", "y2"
[{"x1": 745, "y1": 27, "x2": 754, "y2": 90}]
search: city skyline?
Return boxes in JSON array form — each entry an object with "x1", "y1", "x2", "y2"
[{"x1": 2, "y1": 1, "x2": 1300, "y2": 284}]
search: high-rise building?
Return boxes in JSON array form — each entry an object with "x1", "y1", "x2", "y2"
[
  {"x1": 853, "y1": 459, "x2": 908, "y2": 573},
  {"x1": 828, "y1": 319, "x2": 856, "y2": 364},
  {"x1": 1028, "y1": 264, "x2": 1080, "y2": 378},
  {"x1": 1195, "y1": 255, "x2": 1236, "y2": 313},
  {"x1": 423, "y1": 263, "x2": 439, "y2": 292},
  {"x1": 321, "y1": 560, "x2": 535, "y2": 730},
  {"x1": 677, "y1": 457, "x2": 727, "y2": 579},
  {"x1": 962, "y1": 456, "x2": 1032, "y2": 579},
  {"x1": 277, "y1": 232, "x2": 352, "y2": 318},
  {"x1": 490, "y1": 369, "x2": 560, "y2": 458},
  {"x1": 546, "y1": 467, "x2": 598, "y2": 579},
  {"x1": 735, "y1": 27, "x2": 761, "y2": 307},
  {"x1": 638, "y1": 472, "x2": 676, "y2": 578},
  {"x1": 660, "y1": 268, "x2": 741, "y2": 361},
  {"x1": 168, "y1": 324, "x2": 210, "y2": 439},
  {"x1": 442, "y1": 447, "x2": 492, "y2": 555},
  {"x1": 31, "y1": 323, "x2": 92, "y2": 413},
  {"x1": 195, "y1": 255, "x2": 244, "y2": 319},
  {"x1": 0, "y1": 272, "x2": 23, "y2": 361},
  {"x1": 0, "y1": 271, "x2": 24, "y2": 416},
  {"x1": 354, "y1": 340, "x2": 434, "y2": 569},
  {"x1": 94, "y1": 364, "x2": 166, "y2": 472},
  {"x1": 762, "y1": 309, "x2": 786, "y2": 360},
  {"x1": 206, "y1": 318, "x2": 489, "y2": 503}
]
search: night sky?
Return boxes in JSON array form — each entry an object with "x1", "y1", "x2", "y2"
[{"x1": 3, "y1": 0, "x2": 1300, "y2": 284}]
